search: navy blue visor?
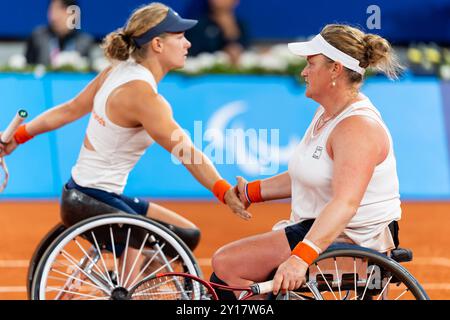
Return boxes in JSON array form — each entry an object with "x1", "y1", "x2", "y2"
[{"x1": 133, "y1": 8, "x2": 198, "y2": 48}]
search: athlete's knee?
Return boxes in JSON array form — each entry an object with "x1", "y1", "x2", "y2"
[{"x1": 211, "y1": 247, "x2": 233, "y2": 280}]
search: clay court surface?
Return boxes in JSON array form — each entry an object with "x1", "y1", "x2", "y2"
[{"x1": 0, "y1": 201, "x2": 448, "y2": 300}]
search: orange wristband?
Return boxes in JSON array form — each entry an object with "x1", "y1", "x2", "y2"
[
  {"x1": 245, "y1": 180, "x2": 263, "y2": 203},
  {"x1": 14, "y1": 125, "x2": 34, "y2": 144},
  {"x1": 291, "y1": 241, "x2": 319, "y2": 265},
  {"x1": 212, "y1": 179, "x2": 232, "y2": 204}
]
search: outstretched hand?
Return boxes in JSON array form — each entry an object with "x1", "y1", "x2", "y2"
[
  {"x1": 224, "y1": 187, "x2": 252, "y2": 221},
  {"x1": 0, "y1": 133, "x2": 18, "y2": 158}
]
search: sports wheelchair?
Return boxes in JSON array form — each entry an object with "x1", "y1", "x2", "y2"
[
  {"x1": 27, "y1": 187, "x2": 429, "y2": 300},
  {"x1": 27, "y1": 186, "x2": 202, "y2": 300}
]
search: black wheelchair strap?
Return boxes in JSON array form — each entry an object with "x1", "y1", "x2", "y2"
[{"x1": 388, "y1": 221, "x2": 400, "y2": 248}]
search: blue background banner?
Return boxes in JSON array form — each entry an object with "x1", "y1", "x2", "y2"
[
  {"x1": 1, "y1": 0, "x2": 450, "y2": 43},
  {"x1": 0, "y1": 73, "x2": 449, "y2": 200}
]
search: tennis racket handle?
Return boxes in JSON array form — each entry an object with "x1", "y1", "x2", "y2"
[
  {"x1": 1, "y1": 110, "x2": 28, "y2": 144},
  {"x1": 254, "y1": 280, "x2": 274, "y2": 295}
]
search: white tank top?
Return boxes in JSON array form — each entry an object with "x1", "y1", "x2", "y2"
[
  {"x1": 276, "y1": 95, "x2": 401, "y2": 252},
  {"x1": 71, "y1": 60, "x2": 156, "y2": 194}
]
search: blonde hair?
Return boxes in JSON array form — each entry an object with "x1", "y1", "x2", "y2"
[
  {"x1": 102, "y1": 3, "x2": 169, "y2": 62},
  {"x1": 320, "y1": 24, "x2": 403, "y2": 82}
]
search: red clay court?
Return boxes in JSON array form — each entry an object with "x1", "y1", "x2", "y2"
[{"x1": 0, "y1": 201, "x2": 448, "y2": 300}]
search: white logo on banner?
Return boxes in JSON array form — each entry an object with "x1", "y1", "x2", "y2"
[{"x1": 205, "y1": 101, "x2": 300, "y2": 176}]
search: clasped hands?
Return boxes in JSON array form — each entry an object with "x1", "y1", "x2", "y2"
[{"x1": 223, "y1": 176, "x2": 252, "y2": 220}]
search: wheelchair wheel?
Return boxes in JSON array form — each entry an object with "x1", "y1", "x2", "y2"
[
  {"x1": 27, "y1": 223, "x2": 67, "y2": 299},
  {"x1": 284, "y1": 244, "x2": 429, "y2": 300},
  {"x1": 30, "y1": 214, "x2": 202, "y2": 300}
]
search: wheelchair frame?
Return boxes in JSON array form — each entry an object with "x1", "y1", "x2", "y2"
[{"x1": 27, "y1": 215, "x2": 429, "y2": 300}]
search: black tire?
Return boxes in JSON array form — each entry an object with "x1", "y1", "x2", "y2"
[{"x1": 26, "y1": 223, "x2": 66, "y2": 299}]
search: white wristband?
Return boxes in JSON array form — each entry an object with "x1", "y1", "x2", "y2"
[{"x1": 244, "y1": 183, "x2": 252, "y2": 204}]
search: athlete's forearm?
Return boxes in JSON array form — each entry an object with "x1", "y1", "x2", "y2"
[
  {"x1": 260, "y1": 171, "x2": 292, "y2": 201},
  {"x1": 181, "y1": 147, "x2": 222, "y2": 191},
  {"x1": 25, "y1": 100, "x2": 83, "y2": 136},
  {"x1": 303, "y1": 198, "x2": 358, "y2": 252}
]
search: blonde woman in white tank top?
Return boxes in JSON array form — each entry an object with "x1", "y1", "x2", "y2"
[
  {"x1": 210, "y1": 24, "x2": 404, "y2": 299},
  {"x1": 1, "y1": 3, "x2": 251, "y2": 286}
]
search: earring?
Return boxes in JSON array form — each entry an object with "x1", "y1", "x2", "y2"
[{"x1": 332, "y1": 80, "x2": 336, "y2": 87}]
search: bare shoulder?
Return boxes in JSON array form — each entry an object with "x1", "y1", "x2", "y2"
[
  {"x1": 329, "y1": 115, "x2": 389, "y2": 163},
  {"x1": 115, "y1": 80, "x2": 156, "y2": 99},
  {"x1": 331, "y1": 115, "x2": 386, "y2": 143},
  {"x1": 109, "y1": 80, "x2": 173, "y2": 117}
]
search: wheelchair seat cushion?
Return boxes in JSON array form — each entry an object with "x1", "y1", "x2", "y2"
[
  {"x1": 60, "y1": 185, "x2": 201, "y2": 252},
  {"x1": 60, "y1": 185, "x2": 124, "y2": 228}
]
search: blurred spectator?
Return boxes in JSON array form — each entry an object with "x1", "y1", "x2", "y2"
[
  {"x1": 25, "y1": 0, "x2": 94, "y2": 66},
  {"x1": 186, "y1": 0, "x2": 249, "y2": 65}
]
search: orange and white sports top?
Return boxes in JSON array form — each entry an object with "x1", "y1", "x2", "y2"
[
  {"x1": 71, "y1": 60, "x2": 155, "y2": 194},
  {"x1": 278, "y1": 95, "x2": 401, "y2": 252}
]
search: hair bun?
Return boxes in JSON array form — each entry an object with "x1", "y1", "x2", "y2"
[
  {"x1": 320, "y1": 24, "x2": 402, "y2": 80},
  {"x1": 119, "y1": 32, "x2": 133, "y2": 45},
  {"x1": 102, "y1": 30, "x2": 131, "y2": 61},
  {"x1": 363, "y1": 34, "x2": 390, "y2": 67}
]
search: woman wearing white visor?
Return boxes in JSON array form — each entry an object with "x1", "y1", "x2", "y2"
[{"x1": 211, "y1": 24, "x2": 403, "y2": 298}]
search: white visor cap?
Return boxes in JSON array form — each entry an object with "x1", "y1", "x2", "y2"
[{"x1": 288, "y1": 34, "x2": 365, "y2": 75}]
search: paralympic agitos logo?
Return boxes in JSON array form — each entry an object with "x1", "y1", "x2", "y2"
[{"x1": 170, "y1": 101, "x2": 301, "y2": 176}]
